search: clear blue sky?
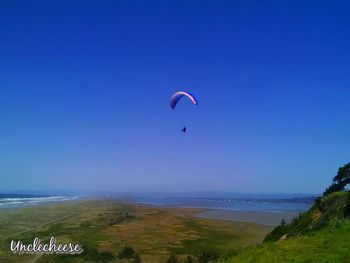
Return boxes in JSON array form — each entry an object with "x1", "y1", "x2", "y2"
[{"x1": 1, "y1": 0, "x2": 349, "y2": 194}]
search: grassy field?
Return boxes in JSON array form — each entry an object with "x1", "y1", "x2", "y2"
[{"x1": 0, "y1": 199, "x2": 271, "y2": 263}]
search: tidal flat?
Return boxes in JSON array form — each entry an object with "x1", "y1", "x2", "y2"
[
  {"x1": 0, "y1": 199, "x2": 272, "y2": 262},
  {"x1": 194, "y1": 209, "x2": 300, "y2": 226}
]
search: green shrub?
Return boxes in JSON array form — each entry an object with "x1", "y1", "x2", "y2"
[
  {"x1": 118, "y1": 245, "x2": 136, "y2": 259},
  {"x1": 82, "y1": 244, "x2": 114, "y2": 261}
]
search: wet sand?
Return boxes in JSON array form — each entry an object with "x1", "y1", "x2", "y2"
[{"x1": 194, "y1": 209, "x2": 300, "y2": 226}]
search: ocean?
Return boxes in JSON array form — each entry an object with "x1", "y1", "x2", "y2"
[
  {"x1": 0, "y1": 194, "x2": 79, "y2": 209},
  {"x1": 125, "y1": 196, "x2": 313, "y2": 213},
  {"x1": 124, "y1": 195, "x2": 315, "y2": 225}
]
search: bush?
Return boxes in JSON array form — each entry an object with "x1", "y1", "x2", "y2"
[
  {"x1": 82, "y1": 244, "x2": 114, "y2": 261},
  {"x1": 197, "y1": 251, "x2": 219, "y2": 263},
  {"x1": 264, "y1": 218, "x2": 290, "y2": 242},
  {"x1": 119, "y1": 245, "x2": 136, "y2": 259},
  {"x1": 223, "y1": 250, "x2": 238, "y2": 260},
  {"x1": 132, "y1": 253, "x2": 142, "y2": 263},
  {"x1": 329, "y1": 217, "x2": 350, "y2": 230}
]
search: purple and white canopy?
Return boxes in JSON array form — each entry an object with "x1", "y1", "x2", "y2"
[{"x1": 170, "y1": 91, "x2": 198, "y2": 109}]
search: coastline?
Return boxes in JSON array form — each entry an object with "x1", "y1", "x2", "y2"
[
  {"x1": 0, "y1": 195, "x2": 81, "y2": 210},
  {"x1": 194, "y1": 209, "x2": 299, "y2": 226},
  {"x1": 0, "y1": 195, "x2": 305, "y2": 227},
  {"x1": 123, "y1": 197, "x2": 309, "y2": 226},
  {"x1": 125, "y1": 200, "x2": 298, "y2": 226}
]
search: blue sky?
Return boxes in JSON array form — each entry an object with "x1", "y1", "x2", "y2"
[{"x1": 0, "y1": 0, "x2": 349, "y2": 194}]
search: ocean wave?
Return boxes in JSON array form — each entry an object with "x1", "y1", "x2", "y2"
[{"x1": 0, "y1": 195, "x2": 79, "y2": 209}]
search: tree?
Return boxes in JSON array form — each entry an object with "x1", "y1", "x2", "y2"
[
  {"x1": 333, "y1": 163, "x2": 350, "y2": 184},
  {"x1": 324, "y1": 162, "x2": 350, "y2": 196},
  {"x1": 281, "y1": 218, "x2": 286, "y2": 227}
]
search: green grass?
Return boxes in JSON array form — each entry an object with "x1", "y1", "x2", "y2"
[{"x1": 222, "y1": 220, "x2": 350, "y2": 263}]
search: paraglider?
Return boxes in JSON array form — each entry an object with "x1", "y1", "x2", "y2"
[
  {"x1": 170, "y1": 91, "x2": 198, "y2": 133},
  {"x1": 170, "y1": 91, "x2": 198, "y2": 109}
]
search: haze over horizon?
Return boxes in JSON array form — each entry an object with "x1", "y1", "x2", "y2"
[{"x1": 1, "y1": 0, "x2": 350, "y2": 194}]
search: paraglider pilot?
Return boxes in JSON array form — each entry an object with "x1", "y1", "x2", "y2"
[{"x1": 170, "y1": 91, "x2": 198, "y2": 133}]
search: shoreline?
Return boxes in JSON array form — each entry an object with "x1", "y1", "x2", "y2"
[
  {"x1": 194, "y1": 209, "x2": 300, "y2": 226},
  {"x1": 0, "y1": 196, "x2": 303, "y2": 227},
  {"x1": 127, "y1": 202, "x2": 300, "y2": 226},
  {"x1": 0, "y1": 197, "x2": 88, "y2": 215},
  {"x1": 123, "y1": 199, "x2": 306, "y2": 226}
]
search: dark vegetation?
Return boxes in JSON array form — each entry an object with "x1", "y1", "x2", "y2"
[
  {"x1": 82, "y1": 244, "x2": 114, "y2": 261},
  {"x1": 118, "y1": 245, "x2": 141, "y2": 263},
  {"x1": 166, "y1": 254, "x2": 178, "y2": 263},
  {"x1": 197, "y1": 251, "x2": 219, "y2": 263},
  {"x1": 323, "y1": 163, "x2": 350, "y2": 196},
  {"x1": 165, "y1": 251, "x2": 219, "y2": 263}
]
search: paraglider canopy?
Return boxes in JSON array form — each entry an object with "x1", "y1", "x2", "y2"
[{"x1": 170, "y1": 91, "x2": 198, "y2": 109}]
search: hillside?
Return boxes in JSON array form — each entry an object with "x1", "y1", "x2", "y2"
[{"x1": 222, "y1": 191, "x2": 350, "y2": 263}]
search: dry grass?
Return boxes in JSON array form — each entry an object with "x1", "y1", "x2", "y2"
[{"x1": 0, "y1": 199, "x2": 271, "y2": 263}]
